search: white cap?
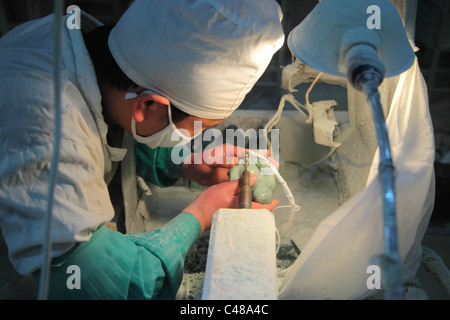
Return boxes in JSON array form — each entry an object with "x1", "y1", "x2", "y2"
[{"x1": 108, "y1": 0, "x2": 285, "y2": 119}]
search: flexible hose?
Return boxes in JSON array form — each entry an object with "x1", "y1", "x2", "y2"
[
  {"x1": 345, "y1": 42, "x2": 403, "y2": 300},
  {"x1": 37, "y1": 0, "x2": 63, "y2": 300},
  {"x1": 363, "y1": 80, "x2": 403, "y2": 300}
]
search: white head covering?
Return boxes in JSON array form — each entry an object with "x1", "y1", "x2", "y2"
[{"x1": 108, "y1": 0, "x2": 285, "y2": 119}]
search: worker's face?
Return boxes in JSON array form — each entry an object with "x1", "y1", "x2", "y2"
[
  {"x1": 130, "y1": 92, "x2": 223, "y2": 136},
  {"x1": 128, "y1": 89, "x2": 226, "y2": 148},
  {"x1": 133, "y1": 101, "x2": 225, "y2": 148}
]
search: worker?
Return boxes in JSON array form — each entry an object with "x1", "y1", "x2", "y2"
[{"x1": 0, "y1": 0, "x2": 284, "y2": 299}]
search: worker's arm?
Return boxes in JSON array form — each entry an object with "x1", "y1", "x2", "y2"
[
  {"x1": 33, "y1": 212, "x2": 200, "y2": 300},
  {"x1": 33, "y1": 177, "x2": 278, "y2": 299},
  {"x1": 182, "y1": 174, "x2": 278, "y2": 234}
]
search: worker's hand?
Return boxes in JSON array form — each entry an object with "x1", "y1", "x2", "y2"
[
  {"x1": 183, "y1": 174, "x2": 279, "y2": 234},
  {"x1": 182, "y1": 143, "x2": 278, "y2": 186}
]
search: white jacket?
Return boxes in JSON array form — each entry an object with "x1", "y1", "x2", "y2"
[{"x1": 0, "y1": 13, "x2": 127, "y2": 292}]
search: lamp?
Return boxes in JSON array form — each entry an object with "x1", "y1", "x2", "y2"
[
  {"x1": 287, "y1": 0, "x2": 416, "y2": 300},
  {"x1": 288, "y1": 0, "x2": 415, "y2": 84}
]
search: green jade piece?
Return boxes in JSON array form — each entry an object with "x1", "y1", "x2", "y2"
[{"x1": 229, "y1": 153, "x2": 276, "y2": 204}]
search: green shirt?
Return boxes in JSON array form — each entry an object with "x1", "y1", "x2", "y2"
[
  {"x1": 34, "y1": 143, "x2": 198, "y2": 299},
  {"x1": 134, "y1": 142, "x2": 188, "y2": 188},
  {"x1": 34, "y1": 212, "x2": 200, "y2": 300}
]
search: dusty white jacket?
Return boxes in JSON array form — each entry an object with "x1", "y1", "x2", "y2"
[{"x1": 0, "y1": 13, "x2": 127, "y2": 292}]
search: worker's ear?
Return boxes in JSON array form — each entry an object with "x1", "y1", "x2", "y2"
[{"x1": 131, "y1": 93, "x2": 170, "y2": 123}]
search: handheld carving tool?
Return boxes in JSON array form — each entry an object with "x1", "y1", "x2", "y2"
[{"x1": 238, "y1": 150, "x2": 252, "y2": 209}]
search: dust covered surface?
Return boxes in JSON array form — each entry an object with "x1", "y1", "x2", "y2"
[{"x1": 176, "y1": 232, "x2": 299, "y2": 300}]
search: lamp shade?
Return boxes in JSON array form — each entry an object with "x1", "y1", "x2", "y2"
[{"x1": 287, "y1": 0, "x2": 415, "y2": 78}]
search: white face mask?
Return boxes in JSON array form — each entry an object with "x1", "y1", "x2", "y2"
[{"x1": 125, "y1": 90, "x2": 196, "y2": 149}]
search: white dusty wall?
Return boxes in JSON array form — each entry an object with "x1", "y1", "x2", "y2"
[{"x1": 333, "y1": 76, "x2": 400, "y2": 204}]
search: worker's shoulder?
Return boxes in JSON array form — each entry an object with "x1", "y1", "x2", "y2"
[
  {"x1": 0, "y1": 14, "x2": 54, "y2": 48},
  {"x1": 0, "y1": 15, "x2": 55, "y2": 78},
  {"x1": 0, "y1": 17, "x2": 80, "y2": 107}
]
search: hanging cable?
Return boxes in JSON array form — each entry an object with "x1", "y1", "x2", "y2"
[
  {"x1": 259, "y1": 72, "x2": 326, "y2": 235},
  {"x1": 304, "y1": 72, "x2": 323, "y2": 125},
  {"x1": 263, "y1": 71, "x2": 323, "y2": 148},
  {"x1": 37, "y1": 0, "x2": 63, "y2": 300}
]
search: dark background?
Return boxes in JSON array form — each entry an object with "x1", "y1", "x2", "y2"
[
  {"x1": 1, "y1": 0, "x2": 449, "y2": 298},
  {"x1": 2, "y1": 0, "x2": 447, "y2": 223}
]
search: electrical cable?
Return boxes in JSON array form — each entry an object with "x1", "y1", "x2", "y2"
[
  {"x1": 305, "y1": 72, "x2": 323, "y2": 107},
  {"x1": 304, "y1": 72, "x2": 323, "y2": 125},
  {"x1": 363, "y1": 81, "x2": 403, "y2": 300},
  {"x1": 344, "y1": 43, "x2": 403, "y2": 300},
  {"x1": 37, "y1": 0, "x2": 63, "y2": 300},
  {"x1": 264, "y1": 71, "x2": 323, "y2": 136},
  {"x1": 263, "y1": 71, "x2": 326, "y2": 156},
  {"x1": 258, "y1": 72, "x2": 328, "y2": 235}
]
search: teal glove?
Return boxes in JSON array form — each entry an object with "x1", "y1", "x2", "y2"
[{"x1": 33, "y1": 212, "x2": 200, "y2": 300}]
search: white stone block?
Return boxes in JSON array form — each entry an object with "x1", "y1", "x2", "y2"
[{"x1": 201, "y1": 208, "x2": 278, "y2": 300}]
